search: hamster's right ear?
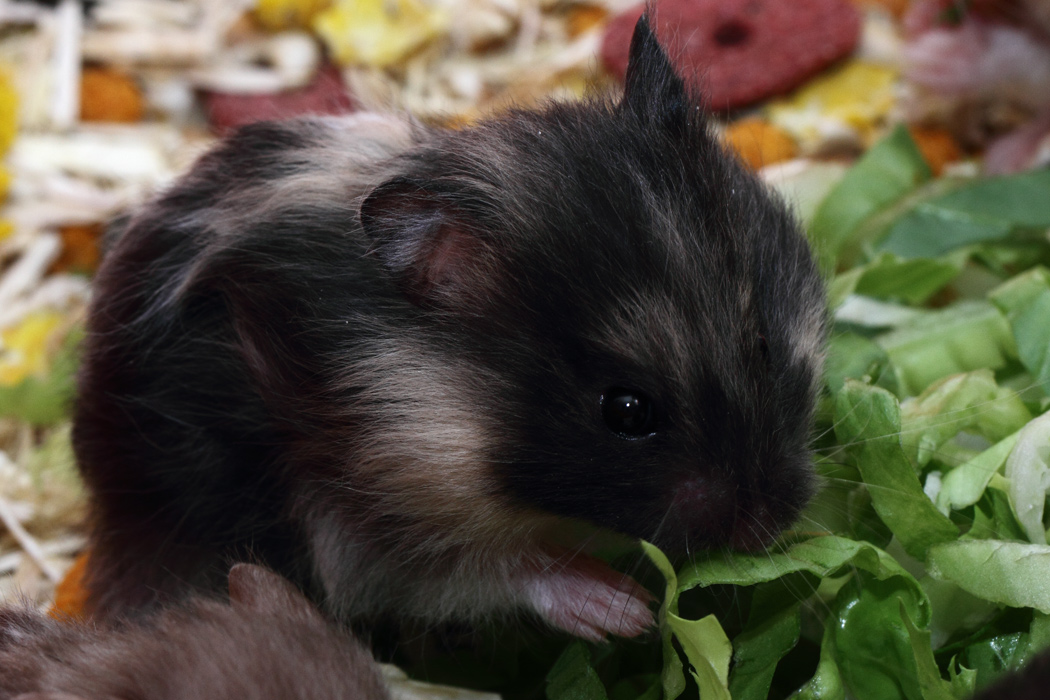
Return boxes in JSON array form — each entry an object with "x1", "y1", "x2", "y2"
[
  {"x1": 620, "y1": 12, "x2": 694, "y2": 130},
  {"x1": 360, "y1": 176, "x2": 501, "y2": 309},
  {"x1": 228, "y1": 563, "x2": 321, "y2": 622}
]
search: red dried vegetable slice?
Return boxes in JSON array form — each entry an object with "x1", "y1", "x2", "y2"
[
  {"x1": 204, "y1": 64, "x2": 356, "y2": 134},
  {"x1": 601, "y1": 0, "x2": 862, "y2": 111}
]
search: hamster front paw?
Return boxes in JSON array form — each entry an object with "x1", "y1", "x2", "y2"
[{"x1": 517, "y1": 551, "x2": 655, "y2": 641}]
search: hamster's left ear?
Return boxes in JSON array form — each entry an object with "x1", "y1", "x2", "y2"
[
  {"x1": 359, "y1": 176, "x2": 503, "y2": 309},
  {"x1": 620, "y1": 12, "x2": 694, "y2": 128}
]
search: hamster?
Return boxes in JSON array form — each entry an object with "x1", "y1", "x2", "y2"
[
  {"x1": 0, "y1": 564, "x2": 389, "y2": 699},
  {"x1": 71, "y1": 14, "x2": 826, "y2": 641}
]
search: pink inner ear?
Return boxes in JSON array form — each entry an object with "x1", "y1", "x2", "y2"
[
  {"x1": 425, "y1": 226, "x2": 477, "y2": 289},
  {"x1": 413, "y1": 224, "x2": 495, "y2": 304}
]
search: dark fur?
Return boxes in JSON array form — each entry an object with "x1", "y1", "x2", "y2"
[
  {"x1": 972, "y1": 650, "x2": 1050, "y2": 700},
  {"x1": 0, "y1": 564, "x2": 388, "y2": 699},
  {"x1": 72, "y1": 16, "x2": 825, "y2": 631}
]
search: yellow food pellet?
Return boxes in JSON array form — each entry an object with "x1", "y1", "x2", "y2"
[
  {"x1": 0, "y1": 66, "x2": 17, "y2": 156},
  {"x1": 313, "y1": 0, "x2": 448, "y2": 68},
  {"x1": 0, "y1": 312, "x2": 65, "y2": 386},
  {"x1": 80, "y1": 67, "x2": 145, "y2": 123},
  {"x1": 723, "y1": 117, "x2": 798, "y2": 170},
  {"x1": 908, "y1": 124, "x2": 964, "y2": 176},
  {"x1": 767, "y1": 61, "x2": 898, "y2": 150},
  {"x1": 253, "y1": 0, "x2": 334, "y2": 31}
]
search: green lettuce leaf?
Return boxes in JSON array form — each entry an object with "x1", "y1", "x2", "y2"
[
  {"x1": 643, "y1": 542, "x2": 732, "y2": 700},
  {"x1": 989, "y1": 267, "x2": 1050, "y2": 396},
  {"x1": 1003, "y1": 411, "x2": 1050, "y2": 544},
  {"x1": 879, "y1": 169, "x2": 1050, "y2": 258},
  {"x1": 728, "y1": 581, "x2": 803, "y2": 700},
  {"x1": 852, "y1": 251, "x2": 967, "y2": 305},
  {"x1": 809, "y1": 125, "x2": 931, "y2": 270},
  {"x1": 876, "y1": 301, "x2": 1016, "y2": 396},
  {"x1": 898, "y1": 370, "x2": 1031, "y2": 469},
  {"x1": 833, "y1": 380, "x2": 958, "y2": 559},
  {"x1": 547, "y1": 642, "x2": 610, "y2": 700},
  {"x1": 927, "y1": 540, "x2": 1050, "y2": 613},
  {"x1": 937, "y1": 432, "x2": 1020, "y2": 512}
]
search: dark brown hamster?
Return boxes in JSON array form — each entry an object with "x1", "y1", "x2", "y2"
[
  {"x1": 71, "y1": 14, "x2": 826, "y2": 640},
  {"x1": 0, "y1": 564, "x2": 389, "y2": 699}
]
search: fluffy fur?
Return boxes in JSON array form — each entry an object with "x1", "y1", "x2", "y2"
[
  {"x1": 0, "y1": 564, "x2": 388, "y2": 700},
  {"x1": 72, "y1": 16, "x2": 825, "y2": 639}
]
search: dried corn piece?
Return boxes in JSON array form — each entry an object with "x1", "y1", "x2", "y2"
[
  {"x1": 723, "y1": 117, "x2": 798, "y2": 170},
  {"x1": 0, "y1": 64, "x2": 16, "y2": 206},
  {"x1": 0, "y1": 312, "x2": 66, "y2": 387},
  {"x1": 0, "y1": 66, "x2": 16, "y2": 157},
  {"x1": 253, "y1": 0, "x2": 335, "y2": 31},
  {"x1": 767, "y1": 61, "x2": 898, "y2": 153},
  {"x1": 80, "y1": 67, "x2": 145, "y2": 123},
  {"x1": 314, "y1": 0, "x2": 448, "y2": 69}
]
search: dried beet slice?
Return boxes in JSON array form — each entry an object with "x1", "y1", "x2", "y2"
[
  {"x1": 601, "y1": 0, "x2": 861, "y2": 111},
  {"x1": 204, "y1": 64, "x2": 356, "y2": 134}
]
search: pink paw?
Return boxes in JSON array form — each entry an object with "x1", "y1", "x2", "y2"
[{"x1": 518, "y1": 552, "x2": 655, "y2": 641}]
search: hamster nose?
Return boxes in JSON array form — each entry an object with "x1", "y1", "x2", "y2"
[
  {"x1": 727, "y1": 499, "x2": 782, "y2": 552},
  {"x1": 667, "y1": 476, "x2": 785, "y2": 552},
  {"x1": 667, "y1": 475, "x2": 738, "y2": 545}
]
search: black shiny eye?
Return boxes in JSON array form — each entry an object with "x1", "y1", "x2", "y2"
[{"x1": 601, "y1": 388, "x2": 656, "y2": 438}]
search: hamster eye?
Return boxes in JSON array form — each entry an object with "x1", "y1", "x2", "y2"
[{"x1": 601, "y1": 388, "x2": 656, "y2": 438}]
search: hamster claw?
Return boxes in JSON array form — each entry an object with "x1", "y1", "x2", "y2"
[{"x1": 518, "y1": 553, "x2": 655, "y2": 640}]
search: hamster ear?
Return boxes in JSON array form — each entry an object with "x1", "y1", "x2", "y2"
[
  {"x1": 227, "y1": 563, "x2": 321, "y2": 621},
  {"x1": 360, "y1": 176, "x2": 500, "y2": 308},
  {"x1": 620, "y1": 12, "x2": 691, "y2": 127}
]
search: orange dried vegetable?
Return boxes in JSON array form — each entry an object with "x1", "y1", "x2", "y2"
[
  {"x1": 80, "y1": 67, "x2": 145, "y2": 123},
  {"x1": 908, "y1": 124, "x2": 963, "y2": 175},
  {"x1": 566, "y1": 5, "x2": 607, "y2": 37},
  {"x1": 50, "y1": 551, "x2": 89, "y2": 621},
  {"x1": 723, "y1": 117, "x2": 798, "y2": 170},
  {"x1": 849, "y1": 0, "x2": 909, "y2": 18},
  {"x1": 51, "y1": 222, "x2": 103, "y2": 275}
]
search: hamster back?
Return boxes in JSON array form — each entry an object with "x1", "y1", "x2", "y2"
[{"x1": 72, "y1": 15, "x2": 825, "y2": 640}]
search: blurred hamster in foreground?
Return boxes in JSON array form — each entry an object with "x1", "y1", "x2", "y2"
[
  {"x1": 72, "y1": 14, "x2": 826, "y2": 640},
  {"x1": 0, "y1": 564, "x2": 388, "y2": 700}
]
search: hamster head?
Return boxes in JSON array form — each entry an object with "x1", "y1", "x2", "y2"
[{"x1": 359, "y1": 15, "x2": 826, "y2": 555}]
